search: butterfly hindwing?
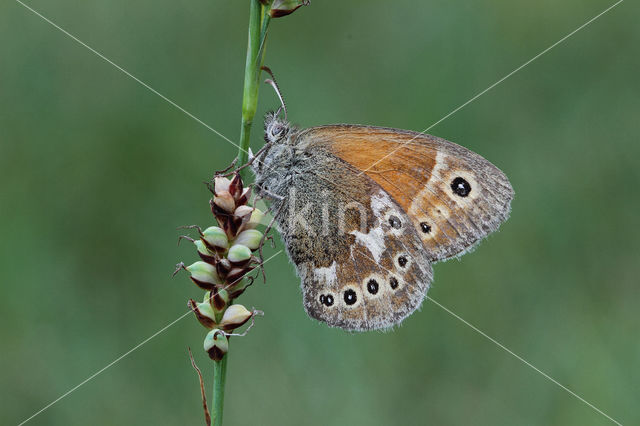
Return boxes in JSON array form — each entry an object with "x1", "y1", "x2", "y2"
[
  {"x1": 298, "y1": 125, "x2": 514, "y2": 262},
  {"x1": 300, "y1": 190, "x2": 432, "y2": 331},
  {"x1": 265, "y1": 149, "x2": 432, "y2": 331}
]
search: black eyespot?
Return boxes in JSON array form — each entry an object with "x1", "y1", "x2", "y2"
[
  {"x1": 366, "y1": 279, "x2": 379, "y2": 294},
  {"x1": 420, "y1": 222, "x2": 431, "y2": 233},
  {"x1": 303, "y1": 151, "x2": 313, "y2": 158},
  {"x1": 388, "y1": 215, "x2": 402, "y2": 229},
  {"x1": 451, "y1": 177, "x2": 471, "y2": 197},
  {"x1": 320, "y1": 294, "x2": 334, "y2": 307},
  {"x1": 344, "y1": 289, "x2": 357, "y2": 305},
  {"x1": 325, "y1": 295, "x2": 334, "y2": 307},
  {"x1": 398, "y1": 256, "x2": 408, "y2": 267},
  {"x1": 389, "y1": 277, "x2": 399, "y2": 289}
]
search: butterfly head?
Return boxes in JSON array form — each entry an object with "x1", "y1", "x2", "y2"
[
  {"x1": 264, "y1": 111, "x2": 293, "y2": 145},
  {"x1": 250, "y1": 112, "x2": 298, "y2": 198}
]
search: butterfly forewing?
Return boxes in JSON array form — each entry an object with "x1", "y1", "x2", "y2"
[{"x1": 299, "y1": 125, "x2": 514, "y2": 262}]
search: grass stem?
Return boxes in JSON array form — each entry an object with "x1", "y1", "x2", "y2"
[{"x1": 212, "y1": 1, "x2": 271, "y2": 424}]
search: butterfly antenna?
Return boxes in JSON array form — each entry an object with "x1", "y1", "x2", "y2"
[{"x1": 261, "y1": 66, "x2": 287, "y2": 120}]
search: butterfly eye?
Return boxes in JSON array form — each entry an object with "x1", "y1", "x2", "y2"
[
  {"x1": 420, "y1": 222, "x2": 431, "y2": 233},
  {"x1": 271, "y1": 125, "x2": 284, "y2": 139},
  {"x1": 451, "y1": 177, "x2": 472, "y2": 197},
  {"x1": 343, "y1": 289, "x2": 357, "y2": 305},
  {"x1": 366, "y1": 279, "x2": 379, "y2": 295},
  {"x1": 388, "y1": 215, "x2": 402, "y2": 229},
  {"x1": 389, "y1": 277, "x2": 399, "y2": 290}
]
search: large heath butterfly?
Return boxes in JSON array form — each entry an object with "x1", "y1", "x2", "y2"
[{"x1": 248, "y1": 79, "x2": 513, "y2": 331}]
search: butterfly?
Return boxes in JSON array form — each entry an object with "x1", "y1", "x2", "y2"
[{"x1": 249, "y1": 109, "x2": 513, "y2": 332}]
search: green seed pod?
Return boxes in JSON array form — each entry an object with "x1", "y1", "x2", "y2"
[
  {"x1": 234, "y1": 205, "x2": 254, "y2": 219},
  {"x1": 189, "y1": 299, "x2": 217, "y2": 329},
  {"x1": 204, "y1": 289, "x2": 230, "y2": 317},
  {"x1": 226, "y1": 267, "x2": 249, "y2": 285},
  {"x1": 220, "y1": 304, "x2": 253, "y2": 332},
  {"x1": 215, "y1": 258, "x2": 232, "y2": 279},
  {"x1": 202, "y1": 226, "x2": 229, "y2": 250},
  {"x1": 227, "y1": 244, "x2": 252, "y2": 263},
  {"x1": 227, "y1": 277, "x2": 251, "y2": 299},
  {"x1": 194, "y1": 239, "x2": 209, "y2": 255},
  {"x1": 186, "y1": 261, "x2": 222, "y2": 289},
  {"x1": 246, "y1": 208, "x2": 265, "y2": 229},
  {"x1": 193, "y1": 239, "x2": 217, "y2": 264},
  {"x1": 234, "y1": 229, "x2": 263, "y2": 250},
  {"x1": 204, "y1": 329, "x2": 228, "y2": 361}
]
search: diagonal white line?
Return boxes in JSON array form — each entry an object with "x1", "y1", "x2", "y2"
[
  {"x1": 16, "y1": 311, "x2": 192, "y2": 426},
  {"x1": 15, "y1": 0, "x2": 293, "y2": 184},
  {"x1": 427, "y1": 297, "x2": 622, "y2": 426},
  {"x1": 360, "y1": 0, "x2": 624, "y2": 175},
  {"x1": 349, "y1": 244, "x2": 622, "y2": 424},
  {"x1": 17, "y1": 250, "x2": 284, "y2": 425},
  {"x1": 15, "y1": 0, "x2": 241, "y2": 152}
]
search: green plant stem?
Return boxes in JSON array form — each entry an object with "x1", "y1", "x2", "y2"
[
  {"x1": 237, "y1": 0, "x2": 271, "y2": 178},
  {"x1": 211, "y1": 354, "x2": 228, "y2": 426},
  {"x1": 211, "y1": 2, "x2": 271, "y2": 425}
]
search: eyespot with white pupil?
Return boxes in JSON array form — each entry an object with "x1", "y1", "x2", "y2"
[
  {"x1": 420, "y1": 222, "x2": 431, "y2": 233},
  {"x1": 388, "y1": 215, "x2": 402, "y2": 229},
  {"x1": 451, "y1": 177, "x2": 471, "y2": 197},
  {"x1": 397, "y1": 256, "x2": 408, "y2": 267},
  {"x1": 319, "y1": 294, "x2": 334, "y2": 307},
  {"x1": 366, "y1": 279, "x2": 379, "y2": 294},
  {"x1": 344, "y1": 289, "x2": 357, "y2": 305}
]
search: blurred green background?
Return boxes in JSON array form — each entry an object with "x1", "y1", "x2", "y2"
[{"x1": 1, "y1": 0, "x2": 638, "y2": 424}]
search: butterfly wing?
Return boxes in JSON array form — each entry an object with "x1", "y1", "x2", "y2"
[
  {"x1": 270, "y1": 149, "x2": 432, "y2": 331},
  {"x1": 297, "y1": 125, "x2": 514, "y2": 262}
]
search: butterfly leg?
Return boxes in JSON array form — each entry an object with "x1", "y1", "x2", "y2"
[
  {"x1": 217, "y1": 143, "x2": 274, "y2": 178},
  {"x1": 255, "y1": 202, "x2": 284, "y2": 282},
  {"x1": 214, "y1": 158, "x2": 239, "y2": 176},
  {"x1": 255, "y1": 188, "x2": 284, "y2": 202}
]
